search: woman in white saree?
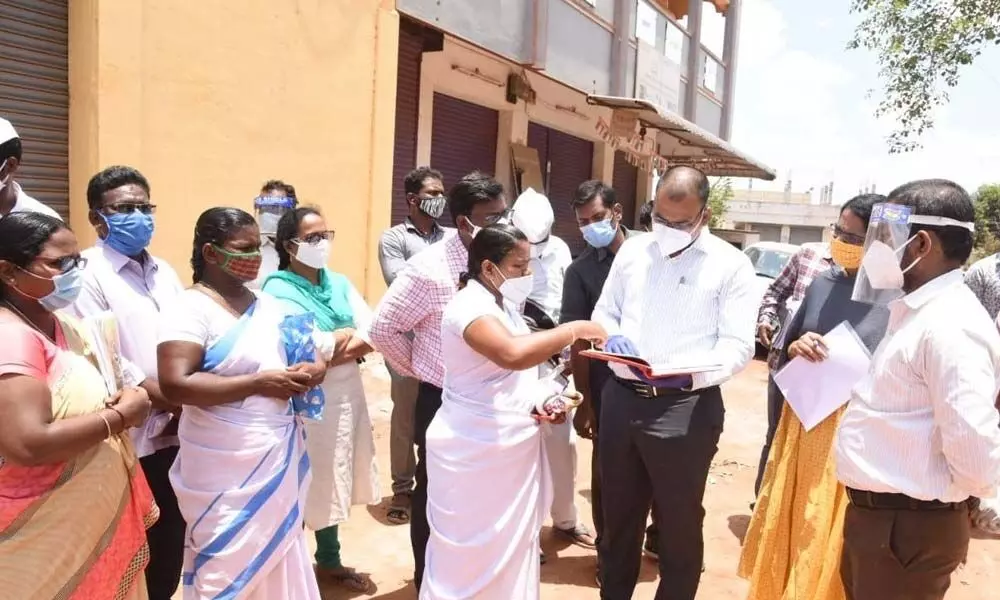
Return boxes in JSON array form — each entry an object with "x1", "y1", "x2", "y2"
[
  {"x1": 421, "y1": 224, "x2": 607, "y2": 600},
  {"x1": 157, "y1": 208, "x2": 326, "y2": 599}
]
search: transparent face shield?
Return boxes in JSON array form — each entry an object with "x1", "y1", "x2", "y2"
[
  {"x1": 253, "y1": 196, "x2": 296, "y2": 237},
  {"x1": 851, "y1": 203, "x2": 975, "y2": 304}
]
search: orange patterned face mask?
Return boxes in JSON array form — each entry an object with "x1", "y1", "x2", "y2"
[{"x1": 830, "y1": 237, "x2": 863, "y2": 271}]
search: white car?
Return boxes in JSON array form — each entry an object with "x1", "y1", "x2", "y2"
[{"x1": 744, "y1": 241, "x2": 801, "y2": 302}]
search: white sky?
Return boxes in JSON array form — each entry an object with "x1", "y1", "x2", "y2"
[{"x1": 711, "y1": 0, "x2": 1000, "y2": 202}]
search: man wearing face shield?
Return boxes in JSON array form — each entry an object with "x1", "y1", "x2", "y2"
[
  {"x1": 510, "y1": 188, "x2": 596, "y2": 551},
  {"x1": 377, "y1": 166, "x2": 452, "y2": 525},
  {"x1": 251, "y1": 179, "x2": 297, "y2": 288},
  {"x1": 591, "y1": 166, "x2": 757, "y2": 599},
  {"x1": 838, "y1": 179, "x2": 1000, "y2": 600}
]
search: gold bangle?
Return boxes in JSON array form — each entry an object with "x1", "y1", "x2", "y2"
[
  {"x1": 108, "y1": 406, "x2": 127, "y2": 432},
  {"x1": 98, "y1": 411, "x2": 113, "y2": 439}
]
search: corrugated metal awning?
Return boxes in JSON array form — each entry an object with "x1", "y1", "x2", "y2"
[{"x1": 586, "y1": 94, "x2": 776, "y2": 181}]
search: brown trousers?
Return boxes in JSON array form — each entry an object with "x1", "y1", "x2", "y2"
[{"x1": 840, "y1": 502, "x2": 971, "y2": 600}]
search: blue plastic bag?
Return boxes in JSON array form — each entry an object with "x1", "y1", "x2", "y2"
[{"x1": 279, "y1": 313, "x2": 326, "y2": 420}]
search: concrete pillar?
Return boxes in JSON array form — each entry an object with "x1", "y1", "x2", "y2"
[
  {"x1": 780, "y1": 224, "x2": 791, "y2": 243},
  {"x1": 683, "y1": 0, "x2": 703, "y2": 123},
  {"x1": 719, "y1": 0, "x2": 741, "y2": 141},
  {"x1": 593, "y1": 142, "x2": 614, "y2": 185},
  {"x1": 496, "y1": 107, "x2": 530, "y2": 194}
]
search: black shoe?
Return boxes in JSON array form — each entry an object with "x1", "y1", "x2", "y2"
[{"x1": 540, "y1": 551, "x2": 547, "y2": 565}]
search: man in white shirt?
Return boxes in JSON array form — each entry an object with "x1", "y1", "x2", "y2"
[
  {"x1": 68, "y1": 166, "x2": 185, "y2": 600},
  {"x1": 592, "y1": 166, "x2": 757, "y2": 599},
  {"x1": 0, "y1": 117, "x2": 62, "y2": 220},
  {"x1": 511, "y1": 188, "x2": 596, "y2": 550},
  {"x1": 836, "y1": 179, "x2": 1000, "y2": 600},
  {"x1": 252, "y1": 179, "x2": 297, "y2": 288}
]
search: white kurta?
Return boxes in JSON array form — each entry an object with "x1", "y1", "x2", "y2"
[
  {"x1": 420, "y1": 281, "x2": 554, "y2": 600},
  {"x1": 296, "y1": 283, "x2": 382, "y2": 529}
]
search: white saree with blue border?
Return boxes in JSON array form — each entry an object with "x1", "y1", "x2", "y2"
[{"x1": 169, "y1": 295, "x2": 321, "y2": 600}]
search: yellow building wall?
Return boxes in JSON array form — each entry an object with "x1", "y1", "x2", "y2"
[{"x1": 68, "y1": 0, "x2": 399, "y2": 301}]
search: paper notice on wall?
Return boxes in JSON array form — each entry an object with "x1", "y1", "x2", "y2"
[
  {"x1": 510, "y1": 143, "x2": 545, "y2": 196},
  {"x1": 610, "y1": 111, "x2": 638, "y2": 137}
]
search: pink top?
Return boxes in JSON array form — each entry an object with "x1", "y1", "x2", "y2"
[{"x1": 0, "y1": 314, "x2": 66, "y2": 383}]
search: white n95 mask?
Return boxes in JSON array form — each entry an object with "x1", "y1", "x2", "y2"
[{"x1": 860, "y1": 237, "x2": 920, "y2": 290}]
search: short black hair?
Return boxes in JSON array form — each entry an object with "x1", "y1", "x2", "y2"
[
  {"x1": 0, "y1": 212, "x2": 67, "y2": 301},
  {"x1": 447, "y1": 171, "x2": 504, "y2": 226},
  {"x1": 404, "y1": 166, "x2": 444, "y2": 196},
  {"x1": 888, "y1": 179, "x2": 975, "y2": 263},
  {"x1": 656, "y1": 166, "x2": 710, "y2": 206},
  {"x1": 274, "y1": 206, "x2": 322, "y2": 270},
  {"x1": 638, "y1": 200, "x2": 654, "y2": 230},
  {"x1": 460, "y1": 223, "x2": 527, "y2": 286},
  {"x1": 574, "y1": 180, "x2": 616, "y2": 209},
  {"x1": 840, "y1": 193, "x2": 885, "y2": 229},
  {"x1": 86, "y1": 166, "x2": 151, "y2": 211},
  {"x1": 260, "y1": 179, "x2": 297, "y2": 201},
  {"x1": 190, "y1": 207, "x2": 257, "y2": 283},
  {"x1": 0, "y1": 137, "x2": 22, "y2": 164}
]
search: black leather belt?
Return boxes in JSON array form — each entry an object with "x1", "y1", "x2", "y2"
[
  {"x1": 612, "y1": 376, "x2": 674, "y2": 399},
  {"x1": 846, "y1": 487, "x2": 970, "y2": 511}
]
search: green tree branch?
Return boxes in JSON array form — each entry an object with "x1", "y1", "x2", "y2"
[{"x1": 849, "y1": 0, "x2": 1000, "y2": 153}]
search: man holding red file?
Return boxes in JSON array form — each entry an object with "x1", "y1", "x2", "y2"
[{"x1": 591, "y1": 166, "x2": 757, "y2": 600}]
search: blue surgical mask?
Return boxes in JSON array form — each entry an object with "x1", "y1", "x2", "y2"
[
  {"x1": 581, "y1": 218, "x2": 618, "y2": 249},
  {"x1": 16, "y1": 266, "x2": 85, "y2": 311},
  {"x1": 102, "y1": 211, "x2": 155, "y2": 257}
]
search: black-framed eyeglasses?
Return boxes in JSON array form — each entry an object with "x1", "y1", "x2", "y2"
[
  {"x1": 294, "y1": 230, "x2": 336, "y2": 245},
  {"x1": 38, "y1": 254, "x2": 88, "y2": 273},
  {"x1": 104, "y1": 202, "x2": 156, "y2": 215},
  {"x1": 830, "y1": 223, "x2": 866, "y2": 246}
]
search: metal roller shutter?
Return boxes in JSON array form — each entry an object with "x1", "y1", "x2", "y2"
[
  {"x1": 430, "y1": 93, "x2": 498, "y2": 226},
  {"x1": 0, "y1": 0, "x2": 69, "y2": 219},
  {"x1": 528, "y1": 123, "x2": 593, "y2": 256},
  {"x1": 613, "y1": 151, "x2": 639, "y2": 229},
  {"x1": 390, "y1": 18, "x2": 425, "y2": 228}
]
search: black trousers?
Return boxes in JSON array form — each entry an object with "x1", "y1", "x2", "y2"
[
  {"x1": 598, "y1": 378, "x2": 723, "y2": 600},
  {"x1": 590, "y1": 364, "x2": 659, "y2": 549},
  {"x1": 410, "y1": 381, "x2": 443, "y2": 591},
  {"x1": 139, "y1": 446, "x2": 186, "y2": 600},
  {"x1": 754, "y1": 374, "x2": 783, "y2": 497}
]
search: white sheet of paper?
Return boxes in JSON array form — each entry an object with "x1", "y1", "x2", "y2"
[{"x1": 773, "y1": 322, "x2": 872, "y2": 432}]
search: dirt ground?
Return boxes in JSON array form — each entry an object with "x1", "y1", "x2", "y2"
[
  {"x1": 314, "y1": 357, "x2": 1000, "y2": 600},
  {"x1": 173, "y1": 357, "x2": 1000, "y2": 599}
]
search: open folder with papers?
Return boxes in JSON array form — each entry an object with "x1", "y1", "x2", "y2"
[{"x1": 580, "y1": 349, "x2": 722, "y2": 379}]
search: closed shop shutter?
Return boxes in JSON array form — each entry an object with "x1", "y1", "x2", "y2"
[
  {"x1": 788, "y1": 226, "x2": 824, "y2": 245},
  {"x1": 0, "y1": 1, "x2": 69, "y2": 219},
  {"x1": 389, "y1": 18, "x2": 425, "y2": 228},
  {"x1": 613, "y1": 151, "x2": 639, "y2": 229},
  {"x1": 430, "y1": 93, "x2": 498, "y2": 226},
  {"x1": 527, "y1": 123, "x2": 593, "y2": 256}
]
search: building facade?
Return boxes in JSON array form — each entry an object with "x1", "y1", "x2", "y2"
[
  {"x1": 2, "y1": 0, "x2": 770, "y2": 299},
  {"x1": 726, "y1": 188, "x2": 840, "y2": 244}
]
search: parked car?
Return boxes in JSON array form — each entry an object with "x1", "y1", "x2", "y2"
[{"x1": 744, "y1": 241, "x2": 800, "y2": 354}]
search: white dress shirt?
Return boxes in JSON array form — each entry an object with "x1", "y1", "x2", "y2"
[
  {"x1": 528, "y1": 235, "x2": 572, "y2": 322},
  {"x1": 592, "y1": 230, "x2": 757, "y2": 390},
  {"x1": 836, "y1": 269, "x2": 1000, "y2": 502},
  {"x1": 69, "y1": 241, "x2": 185, "y2": 457}
]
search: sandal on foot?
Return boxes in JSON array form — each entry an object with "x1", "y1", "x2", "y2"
[
  {"x1": 554, "y1": 524, "x2": 597, "y2": 549},
  {"x1": 386, "y1": 494, "x2": 411, "y2": 525},
  {"x1": 318, "y1": 566, "x2": 377, "y2": 594}
]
